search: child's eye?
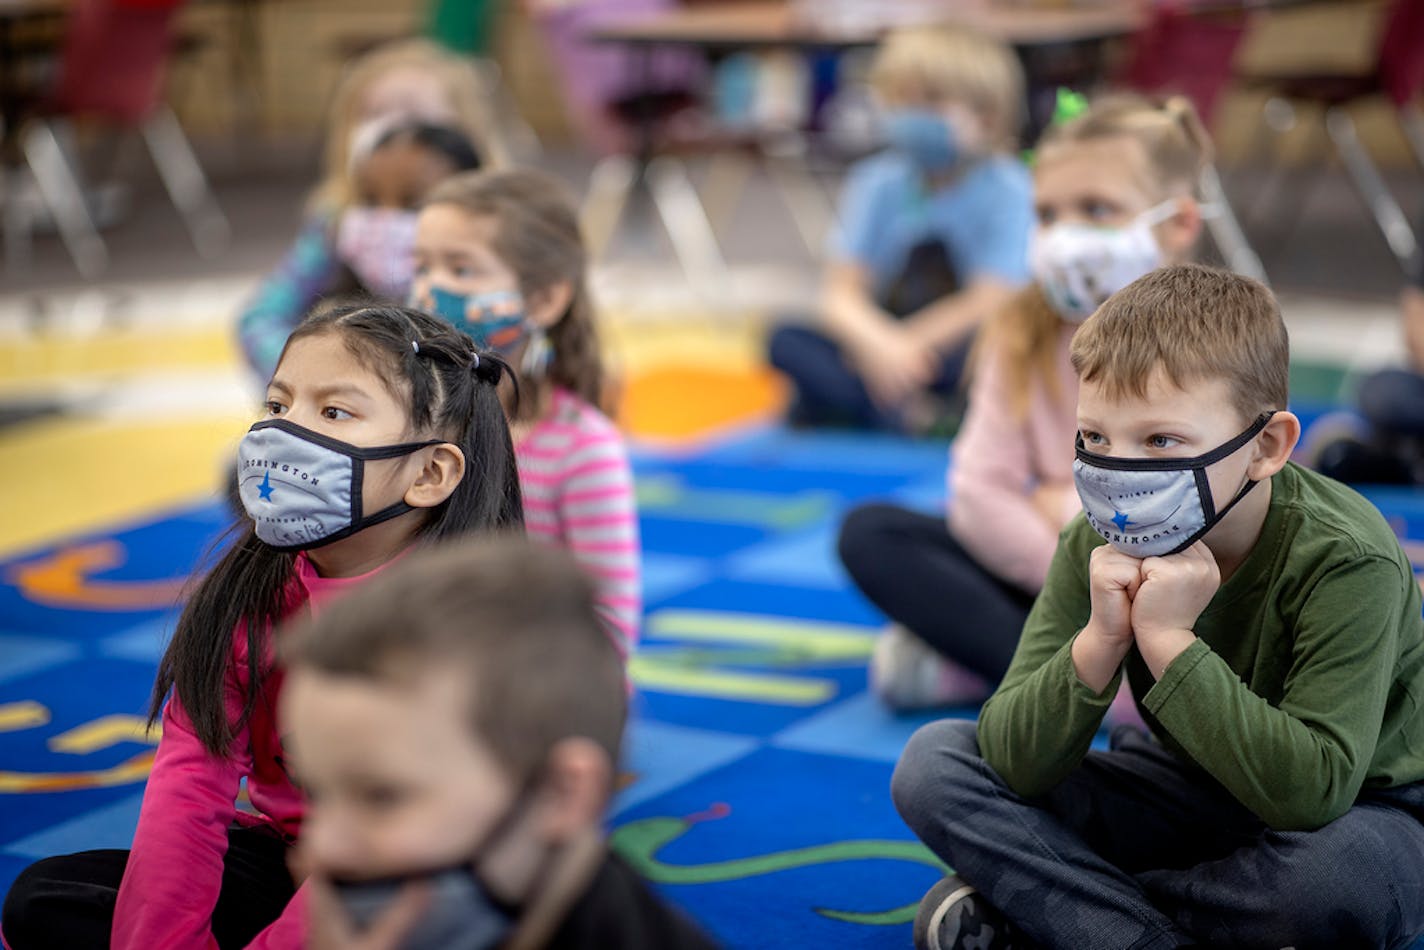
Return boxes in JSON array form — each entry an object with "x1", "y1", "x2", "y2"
[
  {"x1": 265, "y1": 400, "x2": 286, "y2": 416},
  {"x1": 1147, "y1": 434, "x2": 1179, "y2": 449},
  {"x1": 1083, "y1": 200, "x2": 1118, "y2": 222},
  {"x1": 1035, "y1": 206, "x2": 1056, "y2": 227},
  {"x1": 1081, "y1": 430, "x2": 1105, "y2": 446},
  {"x1": 322, "y1": 407, "x2": 353, "y2": 421}
]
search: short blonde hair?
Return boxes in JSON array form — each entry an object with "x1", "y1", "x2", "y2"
[
  {"x1": 869, "y1": 27, "x2": 1024, "y2": 146},
  {"x1": 314, "y1": 39, "x2": 504, "y2": 212},
  {"x1": 1070, "y1": 264, "x2": 1289, "y2": 422},
  {"x1": 1037, "y1": 92, "x2": 1212, "y2": 199}
]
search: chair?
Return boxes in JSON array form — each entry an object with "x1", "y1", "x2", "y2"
[
  {"x1": 1238, "y1": 0, "x2": 1424, "y2": 275},
  {"x1": 4, "y1": 0, "x2": 230, "y2": 278},
  {"x1": 1118, "y1": 1, "x2": 1269, "y2": 283}
]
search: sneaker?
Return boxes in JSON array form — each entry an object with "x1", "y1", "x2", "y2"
[
  {"x1": 913, "y1": 874, "x2": 1028, "y2": 950},
  {"x1": 870, "y1": 626, "x2": 991, "y2": 712}
]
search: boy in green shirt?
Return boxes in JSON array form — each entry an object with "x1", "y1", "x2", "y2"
[{"x1": 892, "y1": 264, "x2": 1424, "y2": 950}]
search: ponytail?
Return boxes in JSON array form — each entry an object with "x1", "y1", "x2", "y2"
[{"x1": 151, "y1": 304, "x2": 522, "y2": 756}]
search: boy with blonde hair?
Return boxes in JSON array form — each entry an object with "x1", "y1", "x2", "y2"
[
  {"x1": 769, "y1": 26, "x2": 1031, "y2": 432},
  {"x1": 893, "y1": 264, "x2": 1424, "y2": 949}
]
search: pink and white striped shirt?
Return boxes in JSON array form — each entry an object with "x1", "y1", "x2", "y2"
[{"x1": 515, "y1": 387, "x2": 641, "y2": 658}]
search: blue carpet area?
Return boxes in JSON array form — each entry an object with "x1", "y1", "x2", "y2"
[{"x1": 2, "y1": 426, "x2": 1423, "y2": 948}]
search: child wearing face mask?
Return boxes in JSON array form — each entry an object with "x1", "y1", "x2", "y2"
[
  {"x1": 1, "y1": 306, "x2": 524, "y2": 950},
  {"x1": 893, "y1": 264, "x2": 1424, "y2": 950},
  {"x1": 839, "y1": 94, "x2": 1210, "y2": 711},
  {"x1": 281, "y1": 537, "x2": 717, "y2": 950},
  {"x1": 412, "y1": 169, "x2": 641, "y2": 661},
  {"x1": 236, "y1": 39, "x2": 501, "y2": 382},
  {"x1": 767, "y1": 26, "x2": 1032, "y2": 433}
]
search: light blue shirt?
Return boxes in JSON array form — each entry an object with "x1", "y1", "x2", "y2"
[{"x1": 829, "y1": 151, "x2": 1034, "y2": 300}]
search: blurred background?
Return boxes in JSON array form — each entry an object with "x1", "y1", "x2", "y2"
[{"x1": 1, "y1": 1, "x2": 1422, "y2": 943}]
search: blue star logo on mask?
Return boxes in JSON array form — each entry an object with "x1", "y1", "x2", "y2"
[
  {"x1": 257, "y1": 470, "x2": 275, "y2": 502},
  {"x1": 1111, "y1": 509, "x2": 1134, "y2": 533}
]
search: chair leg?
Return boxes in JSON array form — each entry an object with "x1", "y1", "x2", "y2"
[
  {"x1": 582, "y1": 154, "x2": 636, "y2": 262},
  {"x1": 647, "y1": 155, "x2": 728, "y2": 298},
  {"x1": 763, "y1": 146, "x2": 833, "y2": 257},
  {"x1": 141, "y1": 105, "x2": 231, "y2": 259},
  {"x1": 699, "y1": 149, "x2": 752, "y2": 240},
  {"x1": 20, "y1": 120, "x2": 107, "y2": 278},
  {"x1": 1397, "y1": 101, "x2": 1424, "y2": 175},
  {"x1": 1199, "y1": 163, "x2": 1268, "y2": 285},
  {"x1": 1325, "y1": 105, "x2": 1420, "y2": 274},
  {"x1": 470, "y1": 59, "x2": 542, "y2": 164}
]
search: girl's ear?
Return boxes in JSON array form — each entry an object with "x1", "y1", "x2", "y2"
[
  {"x1": 404, "y1": 443, "x2": 466, "y2": 509},
  {"x1": 1155, "y1": 195, "x2": 1203, "y2": 263},
  {"x1": 1248, "y1": 410, "x2": 1301, "y2": 482},
  {"x1": 525, "y1": 280, "x2": 575, "y2": 331}
]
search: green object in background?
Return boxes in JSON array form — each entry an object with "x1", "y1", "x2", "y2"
[
  {"x1": 427, "y1": 0, "x2": 499, "y2": 56},
  {"x1": 1051, "y1": 88, "x2": 1089, "y2": 126}
]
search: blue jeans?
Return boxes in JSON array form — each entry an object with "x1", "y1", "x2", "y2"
[
  {"x1": 767, "y1": 325, "x2": 971, "y2": 431},
  {"x1": 892, "y1": 719, "x2": 1424, "y2": 950}
]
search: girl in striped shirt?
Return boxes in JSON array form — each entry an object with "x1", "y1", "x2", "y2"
[{"x1": 411, "y1": 169, "x2": 641, "y2": 659}]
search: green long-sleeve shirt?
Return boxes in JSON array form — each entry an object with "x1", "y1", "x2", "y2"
[{"x1": 978, "y1": 462, "x2": 1424, "y2": 831}]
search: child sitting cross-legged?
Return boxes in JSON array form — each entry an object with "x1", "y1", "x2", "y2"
[
  {"x1": 892, "y1": 264, "x2": 1424, "y2": 950},
  {"x1": 280, "y1": 537, "x2": 718, "y2": 950}
]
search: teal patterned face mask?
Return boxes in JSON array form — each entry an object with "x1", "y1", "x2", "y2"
[{"x1": 423, "y1": 287, "x2": 529, "y2": 353}]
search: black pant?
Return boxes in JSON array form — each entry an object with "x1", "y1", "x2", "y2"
[
  {"x1": 2, "y1": 827, "x2": 295, "y2": 949},
  {"x1": 838, "y1": 503, "x2": 1035, "y2": 684}
]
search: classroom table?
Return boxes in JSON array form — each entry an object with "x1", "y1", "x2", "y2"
[{"x1": 587, "y1": 0, "x2": 1145, "y2": 52}]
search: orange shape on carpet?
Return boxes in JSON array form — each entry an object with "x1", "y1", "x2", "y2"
[{"x1": 620, "y1": 365, "x2": 787, "y2": 446}]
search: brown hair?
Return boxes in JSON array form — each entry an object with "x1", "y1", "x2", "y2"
[
  {"x1": 869, "y1": 26, "x2": 1025, "y2": 148},
  {"x1": 282, "y1": 537, "x2": 626, "y2": 781},
  {"x1": 424, "y1": 169, "x2": 604, "y2": 419},
  {"x1": 314, "y1": 39, "x2": 506, "y2": 213},
  {"x1": 1070, "y1": 263, "x2": 1289, "y2": 422},
  {"x1": 980, "y1": 93, "x2": 1215, "y2": 421}
]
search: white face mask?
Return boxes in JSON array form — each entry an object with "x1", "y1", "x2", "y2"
[
  {"x1": 1030, "y1": 200, "x2": 1179, "y2": 322},
  {"x1": 1073, "y1": 412, "x2": 1275, "y2": 558}
]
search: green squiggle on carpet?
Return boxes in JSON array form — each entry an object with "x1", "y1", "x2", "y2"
[{"x1": 610, "y1": 811, "x2": 948, "y2": 926}]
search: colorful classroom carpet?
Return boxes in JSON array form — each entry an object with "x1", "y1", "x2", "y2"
[
  {"x1": 3, "y1": 422, "x2": 1424, "y2": 948},
  {"x1": 2, "y1": 302, "x2": 1424, "y2": 949}
]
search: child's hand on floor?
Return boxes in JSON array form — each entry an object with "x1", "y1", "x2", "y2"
[{"x1": 1131, "y1": 541, "x2": 1219, "y2": 678}]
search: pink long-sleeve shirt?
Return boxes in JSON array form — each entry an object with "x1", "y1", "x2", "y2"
[
  {"x1": 516, "y1": 387, "x2": 641, "y2": 659},
  {"x1": 112, "y1": 554, "x2": 388, "y2": 950},
  {"x1": 948, "y1": 324, "x2": 1083, "y2": 594}
]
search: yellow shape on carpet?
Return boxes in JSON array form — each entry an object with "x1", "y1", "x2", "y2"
[{"x1": 0, "y1": 416, "x2": 246, "y2": 560}]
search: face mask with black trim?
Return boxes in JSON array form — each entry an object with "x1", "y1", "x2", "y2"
[{"x1": 1073, "y1": 412, "x2": 1276, "y2": 558}]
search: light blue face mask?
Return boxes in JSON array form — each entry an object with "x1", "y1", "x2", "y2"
[
  {"x1": 423, "y1": 287, "x2": 529, "y2": 353},
  {"x1": 883, "y1": 109, "x2": 960, "y2": 172}
]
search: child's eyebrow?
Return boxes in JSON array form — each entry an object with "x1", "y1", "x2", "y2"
[{"x1": 310, "y1": 384, "x2": 373, "y2": 403}]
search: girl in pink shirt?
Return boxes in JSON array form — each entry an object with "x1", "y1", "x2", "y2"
[
  {"x1": 838, "y1": 94, "x2": 1211, "y2": 710},
  {"x1": 412, "y1": 169, "x2": 641, "y2": 660},
  {"x1": 2, "y1": 305, "x2": 522, "y2": 949}
]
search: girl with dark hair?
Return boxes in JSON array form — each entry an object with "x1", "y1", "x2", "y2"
[
  {"x1": 412, "y1": 168, "x2": 641, "y2": 662},
  {"x1": 1, "y1": 304, "x2": 523, "y2": 950}
]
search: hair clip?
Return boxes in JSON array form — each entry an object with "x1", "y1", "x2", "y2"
[
  {"x1": 411, "y1": 340, "x2": 421, "y2": 354},
  {"x1": 470, "y1": 352, "x2": 481, "y2": 371},
  {"x1": 1051, "y1": 88, "x2": 1089, "y2": 126}
]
